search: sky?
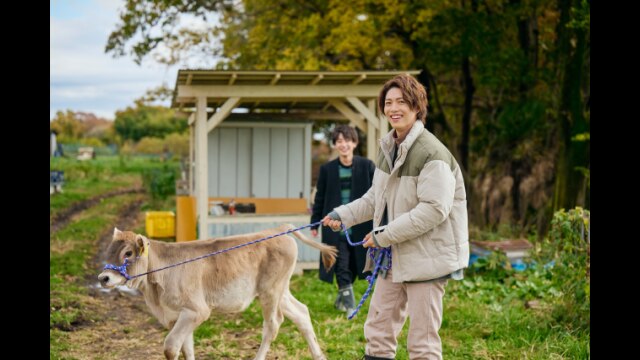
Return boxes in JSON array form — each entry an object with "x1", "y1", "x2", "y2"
[{"x1": 50, "y1": 0, "x2": 209, "y2": 120}]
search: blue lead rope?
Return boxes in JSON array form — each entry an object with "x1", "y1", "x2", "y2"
[
  {"x1": 341, "y1": 224, "x2": 392, "y2": 319},
  {"x1": 103, "y1": 222, "x2": 324, "y2": 282},
  {"x1": 103, "y1": 221, "x2": 390, "y2": 320}
]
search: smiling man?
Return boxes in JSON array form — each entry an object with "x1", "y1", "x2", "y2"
[
  {"x1": 310, "y1": 125, "x2": 375, "y2": 317},
  {"x1": 322, "y1": 74, "x2": 469, "y2": 359}
]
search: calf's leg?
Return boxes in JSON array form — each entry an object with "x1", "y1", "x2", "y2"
[
  {"x1": 180, "y1": 332, "x2": 195, "y2": 360},
  {"x1": 164, "y1": 306, "x2": 210, "y2": 360},
  {"x1": 254, "y1": 290, "x2": 285, "y2": 360},
  {"x1": 280, "y1": 289, "x2": 326, "y2": 360}
]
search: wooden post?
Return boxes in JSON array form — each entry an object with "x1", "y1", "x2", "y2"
[
  {"x1": 196, "y1": 97, "x2": 208, "y2": 240},
  {"x1": 367, "y1": 99, "x2": 378, "y2": 160}
]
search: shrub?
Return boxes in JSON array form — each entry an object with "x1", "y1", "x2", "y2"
[
  {"x1": 163, "y1": 132, "x2": 189, "y2": 158},
  {"x1": 545, "y1": 207, "x2": 590, "y2": 328},
  {"x1": 141, "y1": 165, "x2": 176, "y2": 200},
  {"x1": 136, "y1": 136, "x2": 165, "y2": 154}
]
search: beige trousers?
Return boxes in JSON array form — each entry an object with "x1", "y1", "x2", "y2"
[{"x1": 364, "y1": 269, "x2": 447, "y2": 360}]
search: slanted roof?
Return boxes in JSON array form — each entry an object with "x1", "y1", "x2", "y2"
[{"x1": 172, "y1": 70, "x2": 420, "y2": 111}]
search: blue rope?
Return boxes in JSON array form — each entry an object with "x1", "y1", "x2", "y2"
[
  {"x1": 341, "y1": 223, "x2": 364, "y2": 246},
  {"x1": 103, "y1": 220, "x2": 392, "y2": 321},
  {"x1": 103, "y1": 221, "x2": 324, "y2": 282},
  {"x1": 341, "y1": 224, "x2": 392, "y2": 320},
  {"x1": 347, "y1": 247, "x2": 392, "y2": 319}
]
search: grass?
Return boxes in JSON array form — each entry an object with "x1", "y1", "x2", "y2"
[
  {"x1": 50, "y1": 155, "x2": 179, "y2": 216},
  {"x1": 443, "y1": 280, "x2": 589, "y2": 359},
  {"x1": 193, "y1": 271, "x2": 589, "y2": 359}
]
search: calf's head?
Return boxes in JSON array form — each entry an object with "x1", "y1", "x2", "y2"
[{"x1": 98, "y1": 228, "x2": 150, "y2": 288}]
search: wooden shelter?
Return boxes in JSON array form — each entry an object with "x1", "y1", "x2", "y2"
[{"x1": 172, "y1": 70, "x2": 420, "y2": 243}]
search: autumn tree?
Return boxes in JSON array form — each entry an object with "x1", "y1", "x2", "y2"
[
  {"x1": 106, "y1": 0, "x2": 589, "y2": 233},
  {"x1": 50, "y1": 110, "x2": 115, "y2": 144}
]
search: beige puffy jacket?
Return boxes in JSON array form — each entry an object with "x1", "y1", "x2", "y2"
[{"x1": 334, "y1": 121, "x2": 469, "y2": 282}]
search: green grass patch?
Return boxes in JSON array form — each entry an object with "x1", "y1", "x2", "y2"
[
  {"x1": 192, "y1": 270, "x2": 588, "y2": 359},
  {"x1": 50, "y1": 155, "x2": 179, "y2": 217},
  {"x1": 50, "y1": 329, "x2": 73, "y2": 359},
  {"x1": 442, "y1": 278, "x2": 588, "y2": 359}
]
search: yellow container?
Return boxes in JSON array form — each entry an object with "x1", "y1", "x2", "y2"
[{"x1": 145, "y1": 211, "x2": 176, "y2": 238}]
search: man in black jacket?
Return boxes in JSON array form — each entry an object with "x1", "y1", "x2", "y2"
[{"x1": 311, "y1": 125, "x2": 375, "y2": 316}]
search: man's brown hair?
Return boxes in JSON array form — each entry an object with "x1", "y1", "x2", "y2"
[
  {"x1": 378, "y1": 74, "x2": 428, "y2": 125},
  {"x1": 331, "y1": 124, "x2": 359, "y2": 145}
]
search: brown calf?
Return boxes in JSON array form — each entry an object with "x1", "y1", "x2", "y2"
[{"x1": 98, "y1": 224, "x2": 337, "y2": 360}]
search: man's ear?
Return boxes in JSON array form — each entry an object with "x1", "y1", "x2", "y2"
[
  {"x1": 113, "y1": 227, "x2": 122, "y2": 240},
  {"x1": 135, "y1": 235, "x2": 149, "y2": 257}
]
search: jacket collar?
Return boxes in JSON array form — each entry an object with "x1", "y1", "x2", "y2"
[{"x1": 379, "y1": 121, "x2": 425, "y2": 171}]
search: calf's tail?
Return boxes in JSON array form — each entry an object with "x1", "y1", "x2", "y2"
[{"x1": 285, "y1": 224, "x2": 337, "y2": 270}]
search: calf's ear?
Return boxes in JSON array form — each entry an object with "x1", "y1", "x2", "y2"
[
  {"x1": 113, "y1": 227, "x2": 122, "y2": 240},
  {"x1": 135, "y1": 234, "x2": 150, "y2": 257}
]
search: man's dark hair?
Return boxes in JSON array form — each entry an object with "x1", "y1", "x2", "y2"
[{"x1": 331, "y1": 125, "x2": 359, "y2": 145}]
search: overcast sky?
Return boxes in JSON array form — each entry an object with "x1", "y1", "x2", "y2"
[{"x1": 50, "y1": 0, "x2": 209, "y2": 120}]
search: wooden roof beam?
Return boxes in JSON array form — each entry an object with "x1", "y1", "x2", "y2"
[
  {"x1": 177, "y1": 85, "x2": 382, "y2": 98},
  {"x1": 351, "y1": 74, "x2": 366, "y2": 84},
  {"x1": 207, "y1": 97, "x2": 241, "y2": 132},
  {"x1": 329, "y1": 100, "x2": 367, "y2": 131},
  {"x1": 346, "y1": 96, "x2": 379, "y2": 130},
  {"x1": 250, "y1": 101, "x2": 261, "y2": 111},
  {"x1": 228, "y1": 73, "x2": 237, "y2": 85},
  {"x1": 310, "y1": 74, "x2": 323, "y2": 85},
  {"x1": 270, "y1": 73, "x2": 281, "y2": 85},
  {"x1": 226, "y1": 112, "x2": 349, "y2": 121}
]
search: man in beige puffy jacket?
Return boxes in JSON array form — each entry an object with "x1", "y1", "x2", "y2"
[{"x1": 322, "y1": 74, "x2": 469, "y2": 360}]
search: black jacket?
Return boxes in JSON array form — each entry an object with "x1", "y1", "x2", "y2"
[{"x1": 311, "y1": 156, "x2": 375, "y2": 283}]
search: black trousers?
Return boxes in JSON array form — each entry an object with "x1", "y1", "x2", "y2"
[{"x1": 335, "y1": 236, "x2": 357, "y2": 288}]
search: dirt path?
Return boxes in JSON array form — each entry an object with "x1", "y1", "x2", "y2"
[
  {"x1": 50, "y1": 187, "x2": 144, "y2": 234},
  {"x1": 55, "y1": 197, "x2": 173, "y2": 359}
]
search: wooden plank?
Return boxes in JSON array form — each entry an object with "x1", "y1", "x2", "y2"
[
  {"x1": 206, "y1": 97, "x2": 241, "y2": 132},
  {"x1": 329, "y1": 99, "x2": 367, "y2": 131},
  {"x1": 208, "y1": 197, "x2": 308, "y2": 214},
  {"x1": 178, "y1": 85, "x2": 383, "y2": 98},
  {"x1": 269, "y1": 73, "x2": 281, "y2": 85},
  {"x1": 310, "y1": 74, "x2": 323, "y2": 85},
  {"x1": 196, "y1": 97, "x2": 209, "y2": 240},
  {"x1": 228, "y1": 73, "x2": 237, "y2": 85},
  {"x1": 347, "y1": 96, "x2": 379, "y2": 130},
  {"x1": 351, "y1": 74, "x2": 366, "y2": 84},
  {"x1": 367, "y1": 99, "x2": 378, "y2": 160}
]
